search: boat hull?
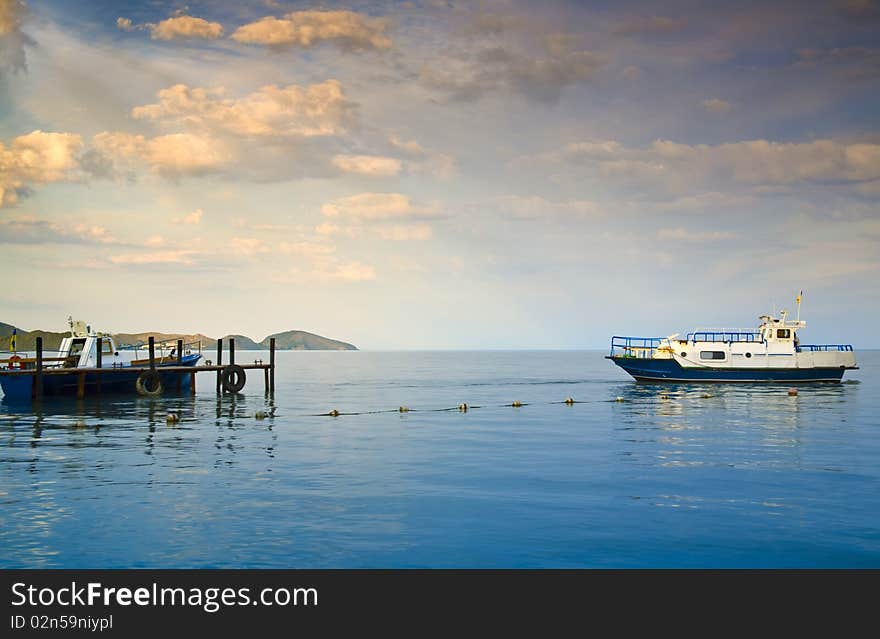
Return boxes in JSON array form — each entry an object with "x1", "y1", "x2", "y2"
[
  {"x1": 606, "y1": 356, "x2": 847, "y2": 382},
  {"x1": 0, "y1": 355, "x2": 202, "y2": 402}
]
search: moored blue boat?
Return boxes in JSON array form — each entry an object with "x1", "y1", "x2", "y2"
[
  {"x1": 1, "y1": 318, "x2": 202, "y2": 402},
  {"x1": 607, "y1": 305, "x2": 858, "y2": 383}
]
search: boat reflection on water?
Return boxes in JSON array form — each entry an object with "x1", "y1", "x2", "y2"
[{"x1": 606, "y1": 380, "x2": 860, "y2": 512}]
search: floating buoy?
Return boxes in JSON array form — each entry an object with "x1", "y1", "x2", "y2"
[
  {"x1": 564, "y1": 397, "x2": 574, "y2": 405},
  {"x1": 255, "y1": 410, "x2": 267, "y2": 420},
  {"x1": 614, "y1": 396, "x2": 625, "y2": 402},
  {"x1": 701, "y1": 393, "x2": 712, "y2": 399},
  {"x1": 458, "y1": 403, "x2": 468, "y2": 412},
  {"x1": 787, "y1": 388, "x2": 798, "y2": 396},
  {"x1": 660, "y1": 394, "x2": 669, "y2": 400},
  {"x1": 166, "y1": 413, "x2": 180, "y2": 423},
  {"x1": 329, "y1": 409, "x2": 340, "y2": 417},
  {"x1": 399, "y1": 406, "x2": 410, "y2": 413},
  {"x1": 511, "y1": 401, "x2": 522, "y2": 408}
]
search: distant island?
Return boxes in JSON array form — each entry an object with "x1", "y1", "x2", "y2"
[{"x1": 0, "y1": 322, "x2": 357, "y2": 352}]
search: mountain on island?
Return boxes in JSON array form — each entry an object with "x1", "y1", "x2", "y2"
[{"x1": 0, "y1": 323, "x2": 357, "y2": 351}]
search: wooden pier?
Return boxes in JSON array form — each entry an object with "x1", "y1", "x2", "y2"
[{"x1": 0, "y1": 336, "x2": 276, "y2": 400}]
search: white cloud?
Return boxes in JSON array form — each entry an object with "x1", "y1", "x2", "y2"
[
  {"x1": 0, "y1": 217, "x2": 118, "y2": 244},
  {"x1": 701, "y1": 98, "x2": 732, "y2": 114},
  {"x1": 657, "y1": 228, "x2": 736, "y2": 241},
  {"x1": 389, "y1": 136, "x2": 425, "y2": 156},
  {"x1": 0, "y1": 0, "x2": 31, "y2": 72},
  {"x1": 1, "y1": 130, "x2": 84, "y2": 206},
  {"x1": 315, "y1": 222, "x2": 340, "y2": 235},
  {"x1": 321, "y1": 261, "x2": 376, "y2": 281},
  {"x1": 537, "y1": 137, "x2": 880, "y2": 191},
  {"x1": 321, "y1": 192, "x2": 434, "y2": 220},
  {"x1": 491, "y1": 195, "x2": 600, "y2": 219},
  {"x1": 116, "y1": 17, "x2": 133, "y2": 32},
  {"x1": 173, "y1": 208, "x2": 203, "y2": 225},
  {"x1": 373, "y1": 224, "x2": 432, "y2": 241},
  {"x1": 422, "y1": 46, "x2": 603, "y2": 103},
  {"x1": 231, "y1": 10, "x2": 391, "y2": 51},
  {"x1": 108, "y1": 250, "x2": 197, "y2": 265},
  {"x1": 332, "y1": 154, "x2": 401, "y2": 177},
  {"x1": 151, "y1": 16, "x2": 224, "y2": 41},
  {"x1": 93, "y1": 131, "x2": 231, "y2": 179},
  {"x1": 132, "y1": 81, "x2": 355, "y2": 138}
]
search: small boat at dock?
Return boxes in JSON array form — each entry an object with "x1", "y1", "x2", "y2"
[
  {"x1": 0, "y1": 318, "x2": 202, "y2": 401},
  {"x1": 607, "y1": 306, "x2": 858, "y2": 383}
]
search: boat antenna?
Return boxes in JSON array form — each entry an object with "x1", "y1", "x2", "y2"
[{"x1": 796, "y1": 290, "x2": 803, "y2": 322}]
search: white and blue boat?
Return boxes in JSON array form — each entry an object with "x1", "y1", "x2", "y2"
[
  {"x1": 0, "y1": 318, "x2": 202, "y2": 401},
  {"x1": 607, "y1": 308, "x2": 857, "y2": 383}
]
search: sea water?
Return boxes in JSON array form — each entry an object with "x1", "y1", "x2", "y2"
[{"x1": 1, "y1": 351, "x2": 878, "y2": 568}]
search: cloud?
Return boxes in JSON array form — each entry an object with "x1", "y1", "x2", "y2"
[
  {"x1": 622, "y1": 65, "x2": 641, "y2": 80},
  {"x1": 92, "y1": 131, "x2": 231, "y2": 179},
  {"x1": 389, "y1": 136, "x2": 425, "y2": 156},
  {"x1": 173, "y1": 208, "x2": 203, "y2": 225},
  {"x1": 835, "y1": 0, "x2": 880, "y2": 21},
  {"x1": 422, "y1": 45, "x2": 603, "y2": 102},
  {"x1": 0, "y1": 216, "x2": 117, "y2": 245},
  {"x1": 315, "y1": 222, "x2": 340, "y2": 235},
  {"x1": 116, "y1": 17, "x2": 133, "y2": 32},
  {"x1": 322, "y1": 261, "x2": 376, "y2": 281},
  {"x1": 490, "y1": 195, "x2": 600, "y2": 219},
  {"x1": 132, "y1": 80, "x2": 355, "y2": 138},
  {"x1": 0, "y1": 0, "x2": 32, "y2": 72},
  {"x1": 231, "y1": 10, "x2": 391, "y2": 51},
  {"x1": 1, "y1": 130, "x2": 84, "y2": 206},
  {"x1": 373, "y1": 224, "x2": 432, "y2": 241},
  {"x1": 614, "y1": 15, "x2": 688, "y2": 35},
  {"x1": 657, "y1": 228, "x2": 736, "y2": 242},
  {"x1": 108, "y1": 250, "x2": 197, "y2": 265},
  {"x1": 535, "y1": 138, "x2": 880, "y2": 192},
  {"x1": 151, "y1": 15, "x2": 224, "y2": 41},
  {"x1": 321, "y1": 192, "x2": 434, "y2": 220},
  {"x1": 332, "y1": 154, "x2": 401, "y2": 177},
  {"x1": 701, "y1": 98, "x2": 732, "y2": 114}
]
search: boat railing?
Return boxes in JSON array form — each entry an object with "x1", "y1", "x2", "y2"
[
  {"x1": 796, "y1": 344, "x2": 854, "y2": 352},
  {"x1": 610, "y1": 336, "x2": 663, "y2": 359},
  {"x1": 116, "y1": 339, "x2": 202, "y2": 360},
  {"x1": 686, "y1": 329, "x2": 761, "y2": 343},
  {"x1": 1, "y1": 350, "x2": 68, "y2": 370}
]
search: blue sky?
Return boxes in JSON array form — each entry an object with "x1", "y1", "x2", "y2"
[{"x1": 1, "y1": 0, "x2": 878, "y2": 348}]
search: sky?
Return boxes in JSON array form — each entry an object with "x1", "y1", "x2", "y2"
[{"x1": 0, "y1": 0, "x2": 878, "y2": 349}]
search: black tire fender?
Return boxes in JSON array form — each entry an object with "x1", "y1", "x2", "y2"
[
  {"x1": 136, "y1": 370, "x2": 163, "y2": 397},
  {"x1": 221, "y1": 364, "x2": 246, "y2": 393}
]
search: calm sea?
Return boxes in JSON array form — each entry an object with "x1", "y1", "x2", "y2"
[{"x1": 1, "y1": 350, "x2": 878, "y2": 568}]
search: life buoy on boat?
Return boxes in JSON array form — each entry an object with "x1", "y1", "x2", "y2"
[
  {"x1": 135, "y1": 370, "x2": 163, "y2": 397},
  {"x1": 7, "y1": 355, "x2": 22, "y2": 370},
  {"x1": 221, "y1": 364, "x2": 246, "y2": 393}
]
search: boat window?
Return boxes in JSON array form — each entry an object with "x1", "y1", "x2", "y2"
[
  {"x1": 777, "y1": 329, "x2": 790, "y2": 339},
  {"x1": 680, "y1": 352, "x2": 687, "y2": 358},
  {"x1": 745, "y1": 352, "x2": 752, "y2": 358},
  {"x1": 101, "y1": 340, "x2": 113, "y2": 353},
  {"x1": 69, "y1": 339, "x2": 86, "y2": 356},
  {"x1": 700, "y1": 351, "x2": 726, "y2": 360}
]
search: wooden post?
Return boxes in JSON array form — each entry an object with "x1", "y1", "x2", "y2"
[
  {"x1": 216, "y1": 338, "x2": 223, "y2": 394},
  {"x1": 190, "y1": 371, "x2": 196, "y2": 396},
  {"x1": 34, "y1": 336, "x2": 44, "y2": 399},
  {"x1": 264, "y1": 367, "x2": 269, "y2": 393},
  {"x1": 77, "y1": 372, "x2": 85, "y2": 399},
  {"x1": 269, "y1": 337, "x2": 275, "y2": 393},
  {"x1": 229, "y1": 338, "x2": 235, "y2": 366},
  {"x1": 95, "y1": 337, "x2": 102, "y2": 395},
  {"x1": 176, "y1": 338, "x2": 183, "y2": 392},
  {"x1": 148, "y1": 336, "x2": 156, "y2": 370}
]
